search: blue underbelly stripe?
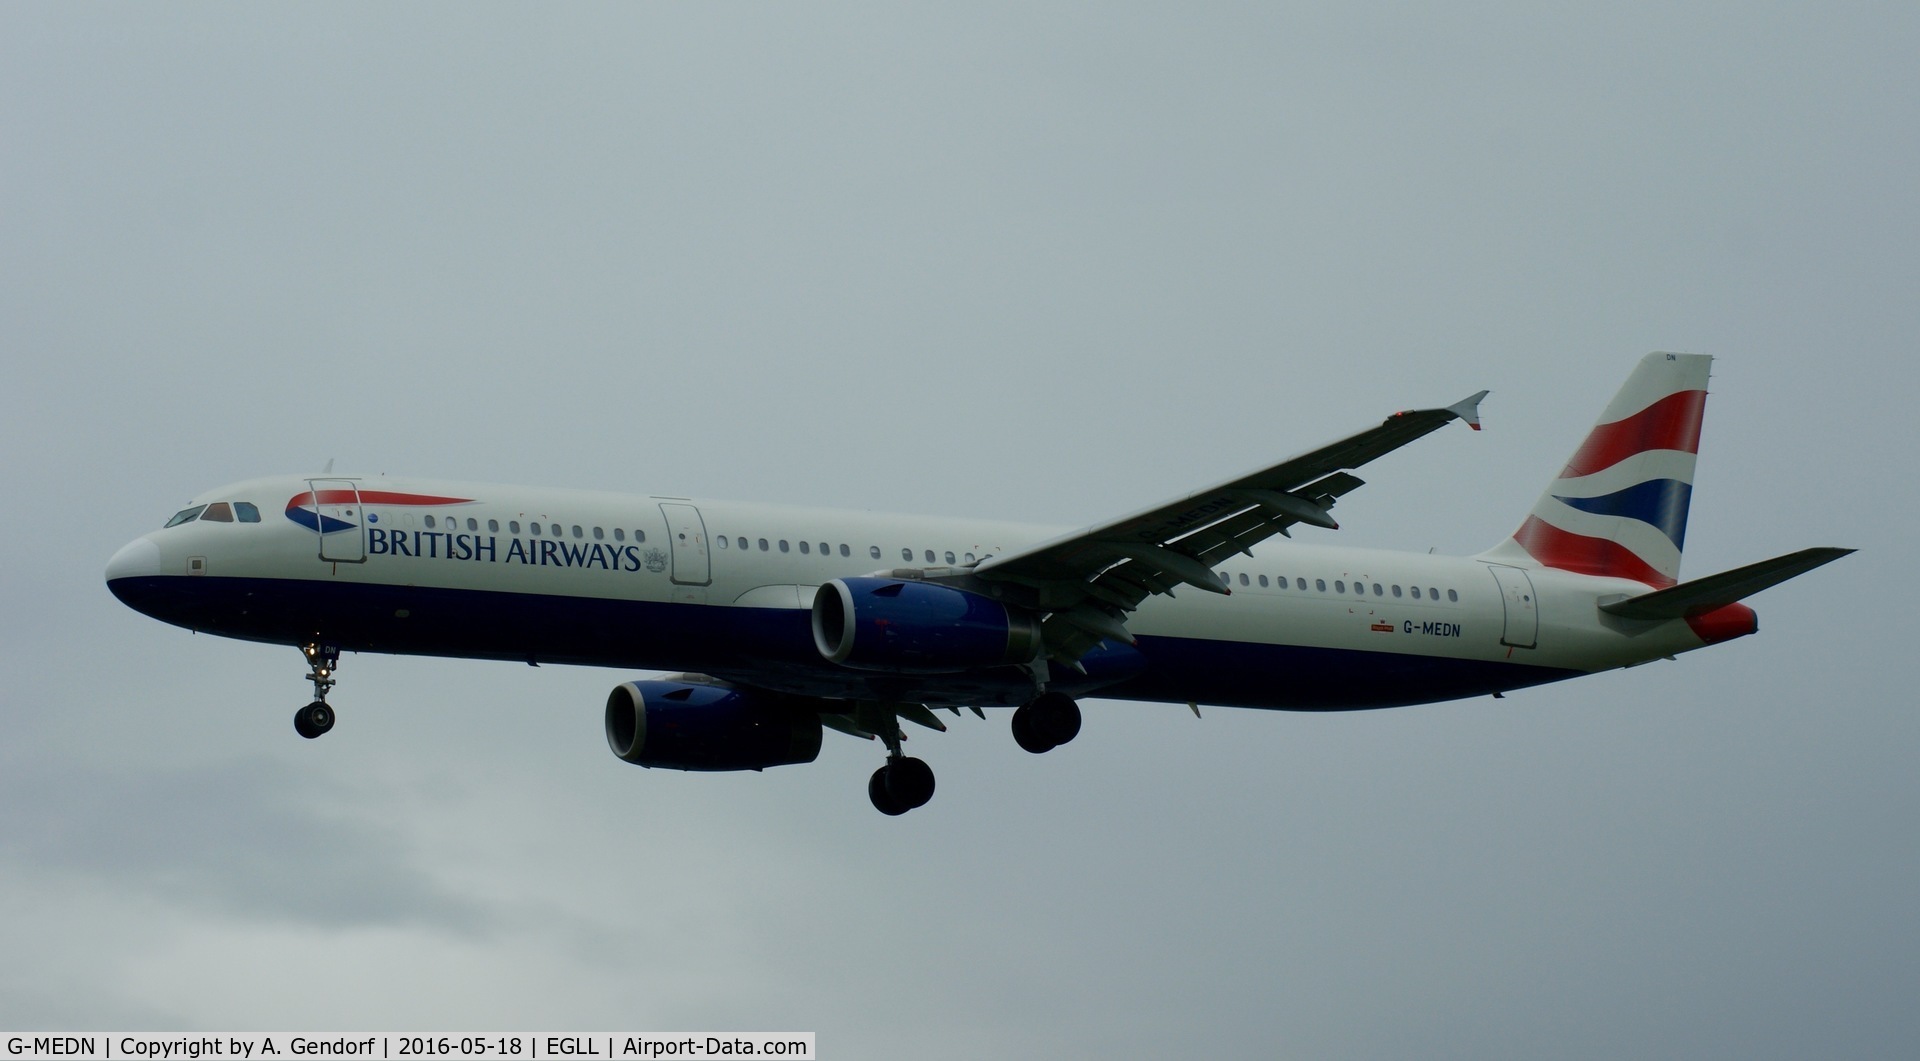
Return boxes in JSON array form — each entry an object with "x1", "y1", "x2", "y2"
[{"x1": 107, "y1": 575, "x2": 1582, "y2": 711}]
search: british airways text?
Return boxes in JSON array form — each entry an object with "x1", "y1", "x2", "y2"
[{"x1": 367, "y1": 529, "x2": 652, "y2": 572}]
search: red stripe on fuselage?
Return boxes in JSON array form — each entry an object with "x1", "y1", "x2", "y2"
[
  {"x1": 1560, "y1": 389, "x2": 1707, "y2": 479},
  {"x1": 287, "y1": 490, "x2": 474, "y2": 509},
  {"x1": 1511, "y1": 516, "x2": 1674, "y2": 587}
]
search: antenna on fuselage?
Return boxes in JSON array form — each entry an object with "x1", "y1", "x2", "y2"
[{"x1": 322, "y1": 458, "x2": 335, "y2": 474}]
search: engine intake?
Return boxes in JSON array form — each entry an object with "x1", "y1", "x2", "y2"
[
  {"x1": 605, "y1": 679, "x2": 823, "y2": 771},
  {"x1": 811, "y1": 577, "x2": 1042, "y2": 673}
]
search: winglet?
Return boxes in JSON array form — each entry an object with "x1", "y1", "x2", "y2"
[{"x1": 1447, "y1": 390, "x2": 1490, "y2": 431}]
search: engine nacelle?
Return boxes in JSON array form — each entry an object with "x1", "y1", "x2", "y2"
[
  {"x1": 811, "y1": 577, "x2": 1042, "y2": 673},
  {"x1": 604, "y1": 679, "x2": 823, "y2": 771}
]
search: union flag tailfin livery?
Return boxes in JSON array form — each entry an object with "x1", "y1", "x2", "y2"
[
  {"x1": 1488, "y1": 351, "x2": 1710, "y2": 587},
  {"x1": 106, "y1": 353, "x2": 1850, "y2": 815}
]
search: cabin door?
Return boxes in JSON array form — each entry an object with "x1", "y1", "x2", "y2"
[
  {"x1": 1486, "y1": 564, "x2": 1538, "y2": 649},
  {"x1": 659, "y1": 503, "x2": 711, "y2": 586},
  {"x1": 304, "y1": 478, "x2": 367, "y2": 563}
]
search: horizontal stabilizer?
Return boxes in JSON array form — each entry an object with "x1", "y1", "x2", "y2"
[{"x1": 1599, "y1": 547, "x2": 1853, "y2": 620}]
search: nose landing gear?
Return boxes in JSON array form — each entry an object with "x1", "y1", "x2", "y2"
[{"x1": 294, "y1": 643, "x2": 339, "y2": 739}]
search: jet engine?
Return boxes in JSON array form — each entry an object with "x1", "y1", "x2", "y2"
[
  {"x1": 604, "y1": 679, "x2": 823, "y2": 771},
  {"x1": 811, "y1": 577, "x2": 1042, "y2": 673}
]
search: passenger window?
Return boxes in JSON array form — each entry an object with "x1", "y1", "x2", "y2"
[
  {"x1": 1335, "y1": 580, "x2": 1346, "y2": 593},
  {"x1": 1352, "y1": 581, "x2": 1363, "y2": 596},
  {"x1": 572, "y1": 525, "x2": 583, "y2": 539},
  {"x1": 779, "y1": 540, "x2": 790, "y2": 553},
  {"x1": 964, "y1": 552, "x2": 975, "y2": 564},
  {"x1": 510, "y1": 521, "x2": 522, "y2": 534},
  {"x1": 1392, "y1": 585, "x2": 1402, "y2": 597},
  {"x1": 736, "y1": 537, "x2": 747, "y2": 550},
  {"x1": 1448, "y1": 589, "x2": 1459, "y2": 602},
  {"x1": 925, "y1": 550, "x2": 936, "y2": 563},
  {"x1": 871, "y1": 546, "x2": 882, "y2": 559},
  {"x1": 820, "y1": 542, "x2": 830, "y2": 556},
  {"x1": 423, "y1": 514, "x2": 436, "y2": 529},
  {"x1": 799, "y1": 541, "x2": 811, "y2": 554},
  {"x1": 1296, "y1": 577, "x2": 1307, "y2": 590},
  {"x1": 717, "y1": 536, "x2": 729, "y2": 549},
  {"x1": 234, "y1": 502, "x2": 261, "y2": 523},
  {"x1": 490, "y1": 519, "x2": 500, "y2": 533},
  {"x1": 841, "y1": 544, "x2": 852, "y2": 558},
  {"x1": 758, "y1": 538, "x2": 769, "y2": 551},
  {"x1": 1373, "y1": 583, "x2": 1383, "y2": 596},
  {"x1": 1429, "y1": 587, "x2": 1439, "y2": 599},
  {"x1": 531, "y1": 523, "x2": 542, "y2": 536},
  {"x1": 200, "y1": 502, "x2": 234, "y2": 522},
  {"x1": 1315, "y1": 578, "x2": 1326, "y2": 592},
  {"x1": 1218, "y1": 571, "x2": 1229, "y2": 585},
  {"x1": 613, "y1": 528, "x2": 624, "y2": 541},
  {"x1": 945, "y1": 551, "x2": 956, "y2": 564},
  {"x1": 593, "y1": 526, "x2": 604, "y2": 540},
  {"x1": 1258, "y1": 575, "x2": 1268, "y2": 587},
  {"x1": 1239, "y1": 573, "x2": 1250, "y2": 586},
  {"x1": 1410, "y1": 586, "x2": 1421, "y2": 599},
  {"x1": 548, "y1": 524, "x2": 560, "y2": 537},
  {"x1": 634, "y1": 529, "x2": 646, "y2": 543}
]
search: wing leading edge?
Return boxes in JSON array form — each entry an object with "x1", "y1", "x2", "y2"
[{"x1": 960, "y1": 390, "x2": 1489, "y2": 662}]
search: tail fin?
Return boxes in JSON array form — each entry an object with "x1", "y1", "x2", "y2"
[{"x1": 1482, "y1": 352, "x2": 1711, "y2": 588}]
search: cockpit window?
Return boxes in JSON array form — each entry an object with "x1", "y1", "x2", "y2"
[
  {"x1": 165, "y1": 505, "x2": 207, "y2": 528},
  {"x1": 200, "y1": 502, "x2": 234, "y2": 522},
  {"x1": 234, "y1": 502, "x2": 261, "y2": 523}
]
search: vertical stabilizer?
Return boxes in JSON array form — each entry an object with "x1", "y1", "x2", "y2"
[{"x1": 1482, "y1": 352, "x2": 1711, "y2": 587}]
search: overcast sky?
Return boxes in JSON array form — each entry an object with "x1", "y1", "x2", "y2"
[{"x1": 3, "y1": 3, "x2": 1916, "y2": 1057}]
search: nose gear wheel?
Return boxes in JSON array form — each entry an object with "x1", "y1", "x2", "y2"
[{"x1": 295, "y1": 643, "x2": 341, "y2": 738}]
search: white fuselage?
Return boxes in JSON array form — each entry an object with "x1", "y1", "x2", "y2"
[{"x1": 106, "y1": 474, "x2": 1724, "y2": 712}]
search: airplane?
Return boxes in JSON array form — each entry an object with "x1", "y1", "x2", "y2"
[{"x1": 105, "y1": 353, "x2": 1850, "y2": 814}]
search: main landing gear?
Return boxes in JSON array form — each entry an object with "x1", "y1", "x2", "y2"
[
  {"x1": 1011, "y1": 691, "x2": 1081, "y2": 754},
  {"x1": 294, "y1": 643, "x2": 339, "y2": 739},
  {"x1": 868, "y1": 755, "x2": 935, "y2": 816},
  {"x1": 867, "y1": 692, "x2": 1081, "y2": 811},
  {"x1": 862, "y1": 702, "x2": 937, "y2": 816}
]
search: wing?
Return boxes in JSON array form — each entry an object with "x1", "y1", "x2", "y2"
[{"x1": 961, "y1": 390, "x2": 1489, "y2": 663}]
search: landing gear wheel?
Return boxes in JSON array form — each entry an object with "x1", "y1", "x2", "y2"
[
  {"x1": 1033, "y1": 691, "x2": 1081, "y2": 745},
  {"x1": 294, "y1": 700, "x2": 335, "y2": 739},
  {"x1": 868, "y1": 757, "x2": 936, "y2": 815},
  {"x1": 294, "y1": 643, "x2": 341, "y2": 741},
  {"x1": 1012, "y1": 692, "x2": 1080, "y2": 753},
  {"x1": 1011, "y1": 706, "x2": 1055, "y2": 754},
  {"x1": 884, "y1": 756, "x2": 935, "y2": 809},
  {"x1": 868, "y1": 769, "x2": 910, "y2": 816}
]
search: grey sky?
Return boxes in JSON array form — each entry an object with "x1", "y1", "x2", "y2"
[{"x1": 3, "y1": 3, "x2": 1915, "y2": 1056}]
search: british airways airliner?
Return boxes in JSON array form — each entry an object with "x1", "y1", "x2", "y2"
[{"x1": 106, "y1": 353, "x2": 1849, "y2": 814}]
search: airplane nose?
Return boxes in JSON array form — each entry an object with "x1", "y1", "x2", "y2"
[{"x1": 106, "y1": 537, "x2": 162, "y2": 583}]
